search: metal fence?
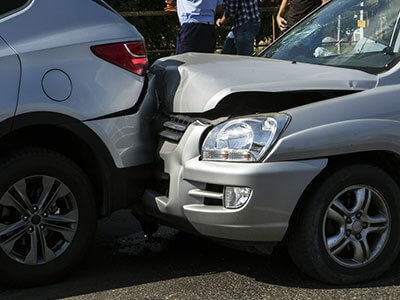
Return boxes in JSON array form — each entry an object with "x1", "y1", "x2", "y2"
[{"x1": 119, "y1": 7, "x2": 278, "y2": 56}]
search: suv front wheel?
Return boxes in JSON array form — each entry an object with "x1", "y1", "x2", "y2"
[
  {"x1": 0, "y1": 148, "x2": 97, "y2": 286},
  {"x1": 288, "y1": 164, "x2": 400, "y2": 284}
]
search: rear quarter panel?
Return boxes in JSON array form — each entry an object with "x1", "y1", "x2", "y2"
[
  {"x1": 0, "y1": 36, "x2": 20, "y2": 126},
  {"x1": 0, "y1": 0, "x2": 145, "y2": 121}
]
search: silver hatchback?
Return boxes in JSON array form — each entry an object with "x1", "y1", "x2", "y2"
[{"x1": 0, "y1": 0, "x2": 155, "y2": 286}]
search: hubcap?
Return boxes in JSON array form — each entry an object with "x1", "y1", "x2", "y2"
[
  {"x1": 0, "y1": 176, "x2": 79, "y2": 265},
  {"x1": 323, "y1": 185, "x2": 390, "y2": 268},
  {"x1": 352, "y1": 221, "x2": 363, "y2": 234}
]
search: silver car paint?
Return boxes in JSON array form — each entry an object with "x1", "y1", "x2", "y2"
[
  {"x1": 142, "y1": 0, "x2": 400, "y2": 245},
  {"x1": 269, "y1": 85, "x2": 400, "y2": 162},
  {"x1": 375, "y1": 56, "x2": 400, "y2": 86},
  {"x1": 147, "y1": 38, "x2": 400, "y2": 242},
  {"x1": 155, "y1": 53, "x2": 378, "y2": 113},
  {"x1": 0, "y1": 0, "x2": 144, "y2": 121},
  {"x1": 0, "y1": 0, "x2": 153, "y2": 168},
  {"x1": 0, "y1": 36, "x2": 20, "y2": 123},
  {"x1": 152, "y1": 82, "x2": 400, "y2": 241},
  {"x1": 156, "y1": 121, "x2": 327, "y2": 241},
  {"x1": 84, "y1": 87, "x2": 157, "y2": 168},
  {"x1": 151, "y1": 83, "x2": 400, "y2": 242}
]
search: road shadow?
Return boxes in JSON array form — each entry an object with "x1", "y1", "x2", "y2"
[{"x1": 1, "y1": 210, "x2": 400, "y2": 300}]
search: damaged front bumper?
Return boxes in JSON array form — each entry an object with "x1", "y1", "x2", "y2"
[{"x1": 140, "y1": 119, "x2": 328, "y2": 243}]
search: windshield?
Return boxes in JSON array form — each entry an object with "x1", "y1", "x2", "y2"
[{"x1": 261, "y1": 0, "x2": 400, "y2": 74}]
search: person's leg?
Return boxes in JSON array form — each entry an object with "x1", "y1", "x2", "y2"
[
  {"x1": 233, "y1": 23, "x2": 253, "y2": 56},
  {"x1": 196, "y1": 24, "x2": 216, "y2": 53},
  {"x1": 234, "y1": 22, "x2": 261, "y2": 56},
  {"x1": 250, "y1": 22, "x2": 261, "y2": 54},
  {"x1": 221, "y1": 31, "x2": 237, "y2": 55},
  {"x1": 176, "y1": 28, "x2": 182, "y2": 54},
  {"x1": 176, "y1": 23, "x2": 216, "y2": 54},
  {"x1": 176, "y1": 23, "x2": 192, "y2": 54},
  {"x1": 251, "y1": 22, "x2": 261, "y2": 43}
]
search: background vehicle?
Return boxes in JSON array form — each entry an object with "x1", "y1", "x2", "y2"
[
  {"x1": 0, "y1": 0, "x2": 155, "y2": 286},
  {"x1": 138, "y1": 0, "x2": 400, "y2": 284}
]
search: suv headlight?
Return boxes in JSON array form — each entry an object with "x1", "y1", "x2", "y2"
[{"x1": 201, "y1": 114, "x2": 289, "y2": 162}]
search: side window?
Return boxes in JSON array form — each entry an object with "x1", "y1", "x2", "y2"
[{"x1": 0, "y1": 0, "x2": 30, "y2": 18}]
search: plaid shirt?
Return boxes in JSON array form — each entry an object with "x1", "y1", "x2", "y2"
[{"x1": 224, "y1": 0, "x2": 261, "y2": 29}]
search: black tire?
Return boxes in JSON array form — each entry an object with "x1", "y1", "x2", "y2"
[
  {"x1": 0, "y1": 148, "x2": 97, "y2": 287},
  {"x1": 287, "y1": 164, "x2": 400, "y2": 284}
]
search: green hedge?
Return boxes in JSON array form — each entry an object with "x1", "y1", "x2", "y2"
[{"x1": 105, "y1": 0, "x2": 278, "y2": 62}]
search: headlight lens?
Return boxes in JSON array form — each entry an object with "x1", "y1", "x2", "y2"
[{"x1": 201, "y1": 114, "x2": 289, "y2": 162}]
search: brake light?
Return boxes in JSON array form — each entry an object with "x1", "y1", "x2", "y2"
[{"x1": 91, "y1": 41, "x2": 148, "y2": 76}]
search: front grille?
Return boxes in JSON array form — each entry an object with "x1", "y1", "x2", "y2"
[{"x1": 159, "y1": 115, "x2": 195, "y2": 143}]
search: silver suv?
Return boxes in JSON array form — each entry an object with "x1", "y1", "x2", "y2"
[
  {"x1": 0, "y1": 0, "x2": 155, "y2": 286},
  {"x1": 139, "y1": 0, "x2": 400, "y2": 284}
]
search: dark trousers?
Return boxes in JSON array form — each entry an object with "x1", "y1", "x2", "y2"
[
  {"x1": 221, "y1": 32, "x2": 237, "y2": 55},
  {"x1": 233, "y1": 22, "x2": 261, "y2": 56},
  {"x1": 176, "y1": 23, "x2": 216, "y2": 54}
]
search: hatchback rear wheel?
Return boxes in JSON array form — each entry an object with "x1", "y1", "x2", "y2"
[{"x1": 0, "y1": 148, "x2": 96, "y2": 286}]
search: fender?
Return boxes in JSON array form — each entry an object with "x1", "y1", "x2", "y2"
[
  {"x1": 11, "y1": 112, "x2": 114, "y2": 165},
  {"x1": 0, "y1": 112, "x2": 120, "y2": 214},
  {"x1": 6, "y1": 112, "x2": 153, "y2": 214},
  {"x1": 268, "y1": 119, "x2": 400, "y2": 162}
]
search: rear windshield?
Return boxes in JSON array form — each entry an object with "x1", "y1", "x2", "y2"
[{"x1": 0, "y1": 0, "x2": 30, "y2": 17}]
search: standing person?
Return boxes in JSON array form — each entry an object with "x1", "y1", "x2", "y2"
[
  {"x1": 216, "y1": 0, "x2": 261, "y2": 56},
  {"x1": 176, "y1": 0, "x2": 224, "y2": 54},
  {"x1": 276, "y1": 0, "x2": 329, "y2": 32}
]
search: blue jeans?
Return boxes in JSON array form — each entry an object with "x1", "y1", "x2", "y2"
[{"x1": 233, "y1": 22, "x2": 260, "y2": 56}]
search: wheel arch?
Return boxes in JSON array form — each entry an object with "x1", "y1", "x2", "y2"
[
  {"x1": 286, "y1": 150, "x2": 400, "y2": 239},
  {"x1": 0, "y1": 112, "x2": 122, "y2": 217}
]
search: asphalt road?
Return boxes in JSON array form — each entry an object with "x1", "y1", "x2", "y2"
[{"x1": 1, "y1": 210, "x2": 400, "y2": 300}]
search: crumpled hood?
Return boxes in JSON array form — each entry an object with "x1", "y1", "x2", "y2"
[{"x1": 150, "y1": 53, "x2": 378, "y2": 113}]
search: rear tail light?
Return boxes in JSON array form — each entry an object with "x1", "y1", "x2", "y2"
[{"x1": 91, "y1": 41, "x2": 148, "y2": 76}]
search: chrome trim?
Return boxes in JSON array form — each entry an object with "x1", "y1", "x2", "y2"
[
  {"x1": 164, "y1": 120, "x2": 188, "y2": 132},
  {"x1": 159, "y1": 115, "x2": 195, "y2": 143},
  {"x1": 123, "y1": 43, "x2": 146, "y2": 58},
  {"x1": 188, "y1": 189, "x2": 224, "y2": 200},
  {"x1": 159, "y1": 130, "x2": 183, "y2": 142}
]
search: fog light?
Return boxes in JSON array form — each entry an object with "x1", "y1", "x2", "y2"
[{"x1": 223, "y1": 186, "x2": 252, "y2": 209}]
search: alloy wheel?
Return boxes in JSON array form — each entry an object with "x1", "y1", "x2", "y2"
[
  {"x1": 0, "y1": 175, "x2": 79, "y2": 265},
  {"x1": 323, "y1": 185, "x2": 390, "y2": 268}
]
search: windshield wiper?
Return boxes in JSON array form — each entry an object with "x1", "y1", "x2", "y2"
[{"x1": 383, "y1": 46, "x2": 394, "y2": 56}]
